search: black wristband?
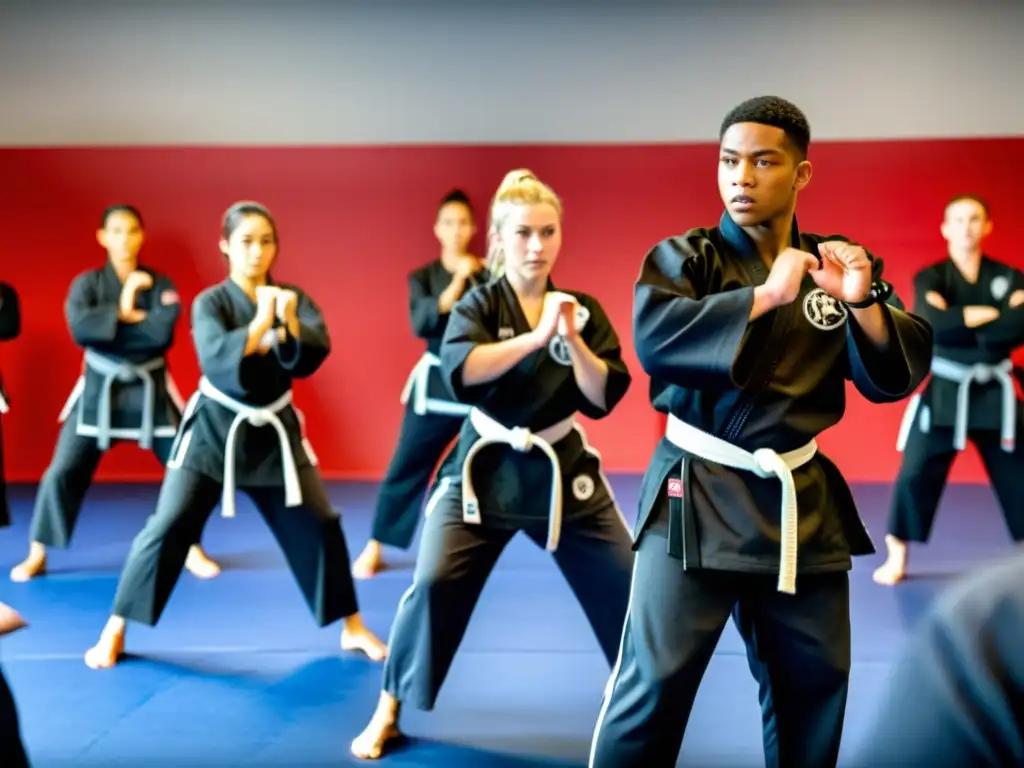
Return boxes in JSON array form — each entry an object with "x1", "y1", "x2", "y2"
[{"x1": 844, "y1": 279, "x2": 892, "y2": 309}]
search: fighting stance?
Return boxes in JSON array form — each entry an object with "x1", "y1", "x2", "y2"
[
  {"x1": 10, "y1": 206, "x2": 220, "y2": 582},
  {"x1": 858, "y1": 552, "x2": 1024, "y2": 766},
  {"x1": 353, "y1": 189, "x2": 488, "y2": 579},
  {"x1": 0, "y1": 281, "x2": 20, "y2": 529},
  {"x1": 588, "y1": 96, "x2": 932, "y2": 767},
  {"x1": 874, "y1": 195, "x2": 1024, "y2": 586},
  {"x1": 351, "y1": 172, "x2": 635, "y2": 760},
  {"x1": 83, "y1": 201, "x2": 386, "y2": 669}
]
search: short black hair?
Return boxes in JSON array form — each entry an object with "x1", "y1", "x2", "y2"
[
  {"x1": 439, "y1": 188, "x2": 473, "y2": 216},
  {"x1": 101, "y1": 204, "x2": 143, "y2": 229},
  {"x1": 719, "y1": 96, "x2": 811, "y2": 159},
  {"x1": 945, "y1": 193, "x2": 989, "y2": 218}
]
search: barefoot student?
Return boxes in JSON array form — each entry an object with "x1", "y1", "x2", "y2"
[
  {"x1": 874, "y1": 195, "x2": 1024, "y2": 586},
  {"x1": 351, "y1": 171, "x2": 635, "y2": 760},
  {"x1": 10, "y1": 206, "x2": 220, "y2": 583},
  {"x1": 353, "y1": 189, "x2": 488, "y2": 579},
  {"x1": 84, "y1": 201, "x2": 386, "y2": 669}
]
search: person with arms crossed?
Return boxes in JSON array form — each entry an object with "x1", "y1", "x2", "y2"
[{"x1": 874, "y1": 194, "x2": 1024, "y2": 586}]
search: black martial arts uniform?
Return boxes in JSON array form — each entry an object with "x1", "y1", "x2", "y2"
[
  {"x1": 105, "y1": 278, "x2": 358, "y2": 629},
  {"x1": 0, "y1": 286, "x2": 30, "y2": 766},
  {"x1": 0, "y1": 282, "x2": 21, "y2": 528},
  {"x1": 369, "y1": 260, "x2": 488, "y2": 549},
  {"x1": 856, "y1": 552, "x2": 1024, "y2": 766},
  {"x1": 27, "y1": 263, "x2": 200, "y2": 549},
  {"x1": 588, "y1": 213, "x2": 933, "y2": 768},
  {"x1": 381, "y1": 276, "x2": 635, "y2": 713},
  {"x1": 888, "y1": 256, "x2": 1024, "y2": 544}
]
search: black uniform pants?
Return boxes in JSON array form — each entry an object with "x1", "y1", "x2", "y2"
[
  {"x1": 370, "y1": 399, "x2": 463, "y2": 549},
  {"x1": 888, "y1": 421, "x2": 1024, "y2": 543},
  {"x1": 589, "y1": 532, "x2": 851, "y2": 768},
  {"x1": 381, "y1": 473, "x2": 634, "y2": 711},
  {"x1": 110, "y1": 465, "x2": 359, "y2": 628},
  {"x1": 28, "y1": 414, "x2": 206, "y2": 549},
  {"x1": 0, "y1": 664, "x2": 29, "y2": 767}
]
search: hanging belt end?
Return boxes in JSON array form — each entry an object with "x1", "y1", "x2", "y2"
[
  {"x1": 777, "y1": 568, "x2": 797, "y2": 595},
  {"x1": 284, "y1": 487, "x2": 303, "y2": 508}
]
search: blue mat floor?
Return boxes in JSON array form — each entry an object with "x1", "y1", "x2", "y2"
[{"x1": 0, "y1": 476, "x2": 1017, "y2": 767}]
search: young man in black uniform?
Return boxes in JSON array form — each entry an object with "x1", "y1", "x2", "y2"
[
  {"x1": 587, "y1": 95, "x2": 934, "y2": 767},
  {"x1": 874, "y1": 195, "x2": 1024, "y2": 586},
  {"x1": 10, "y1": 206, "x2": 220, "y2": 583}
]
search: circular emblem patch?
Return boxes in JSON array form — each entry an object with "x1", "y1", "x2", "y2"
[
  {"x1": 571, "y1": 474, "x2": 595, "y2": 501},
  {"x1": 803, "y1": 288, "x2": 848, "y2": 331},
  {"x1": 991, "y1": 275, "x2": 1010, "y2": 301}
]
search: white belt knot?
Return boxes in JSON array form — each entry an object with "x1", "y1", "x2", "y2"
[
  {"x1": 83, "y1": 348, "x2": 165, "y2": 450},
  {"x1": 461, "y1": 407, "x2": 576, "y2": 552},
  {"x1": 508, "y1": 427, "x2": 536, "y2": 453},
  {"x1": 969, "y1": 364, "x2": 996, "y2": 384},
  {"x1": 752, "y1": 448, "x2": 789, "y2": 480},
  {"x1": 664, "y1": 413, "x2": 817, "y2": 595},
  {"x1": 897, "y1": 356, "x2": 1017, "y2": 453},
  {"x1": 169, "y1": 377, "x2": 302, "y2": 519}
]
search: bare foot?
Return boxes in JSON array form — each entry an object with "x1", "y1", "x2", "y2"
[
  {"x1": 84, "y1": 617, "x2": 126, "y2": 670},
  {"x1": 10, "y1": 543, "x2": 47, "y2": 582},
  {"x1": 341, "y1": 615, "x2": 388, "y2": 662},
  {"x1": 872, "y1": 535, "x2": 908, "y2": 586},
  {"x1": 185, "y1": 545, "x2": 222, "y2": 579},
  {"x1": 0, "y1": 603, "x2": 27, "y2": 637},
  {"x1": 350, "y1": 693, "x2": 401, "y2": 760},
  {"x1": 352, "y1": 541, "x2": 383, "y2": 580}
]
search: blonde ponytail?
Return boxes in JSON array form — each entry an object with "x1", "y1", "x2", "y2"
[{"x1": 486, "y1": 168, "x2": 562, "y2": 278}]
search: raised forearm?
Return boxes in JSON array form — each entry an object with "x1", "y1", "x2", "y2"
[
  {"x1": 244, "y1": 315, "x2": 275, "y2": 356},
  {"x1": 461, "y1": 332, "x2": 542, "y2": 386},
  {"x1": 437, "y1": 275, "x2": 468, "y2": 315},
  {"x1": 566, "y1": 334, "x2": 609, "y2": 411}
]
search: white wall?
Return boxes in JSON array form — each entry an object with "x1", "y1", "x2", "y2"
[{"x1": 0, "y1": 0, "x2": 1020, "y2": 145}]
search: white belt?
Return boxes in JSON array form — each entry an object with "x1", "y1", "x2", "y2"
[
  {"x1": 399, "y1": 352, "x2": 470, "y2": 417},
  {"x1": 898, "y1": 357, "x2": 1016, "y2": 453},
  {"x1": 83, "y1": 349, "x2": 166, "y2": 450},
  {"x1": 174, "y1": 377, "x2": 302, "y2": 519},
  {"x1": 664, "y1": 413, "x2": 817, "y2": 595},
  {"x1": 462, "y1": 407, "x2": 576, "y2": 552}
]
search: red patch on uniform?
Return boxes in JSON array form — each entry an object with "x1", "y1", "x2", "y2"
[
  {"x1": 667, "y1": 478, "x2": 684, "y2": 498},
  {"x1": 160, "y1": 290, "x2": 180, "y2": 306}
]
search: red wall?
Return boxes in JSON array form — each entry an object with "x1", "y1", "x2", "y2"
[{"x1": 0, "y1": 139, "x2": 1020, "y2": 484}]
